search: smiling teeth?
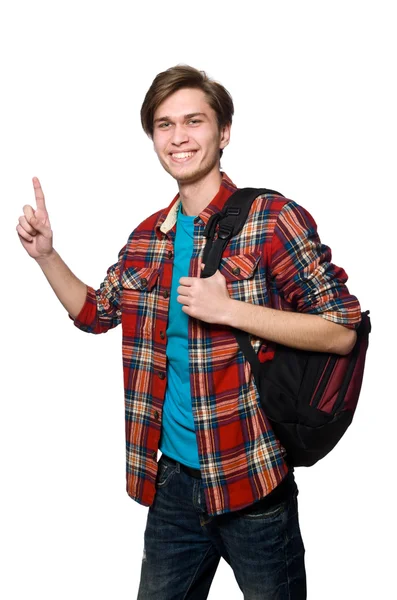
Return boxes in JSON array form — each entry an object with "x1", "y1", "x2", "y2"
[{"x1": 172, "y1": 152, "x2": 195, "y2": 158}]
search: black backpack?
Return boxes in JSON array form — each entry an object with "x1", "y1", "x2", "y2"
[{"x1": 201, "y1": 188, "x2": 371, "y2": 467}]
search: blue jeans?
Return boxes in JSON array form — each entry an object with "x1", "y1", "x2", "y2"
[{"x1": 137, "y1": 454, "x2": 306, "y2": 600}]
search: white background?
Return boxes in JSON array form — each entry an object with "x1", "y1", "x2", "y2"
[{"x1": 1, "y1": 1, "x2": 395, "y2": 598}]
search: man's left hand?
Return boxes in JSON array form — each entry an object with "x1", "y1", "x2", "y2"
[{"x1": 177, "y1": 268, "x2": 231, "y2": 324}]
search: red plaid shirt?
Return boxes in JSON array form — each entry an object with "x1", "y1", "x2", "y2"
[{"x1": 72, "y1": 173, "x2": 361, "y2": 516}]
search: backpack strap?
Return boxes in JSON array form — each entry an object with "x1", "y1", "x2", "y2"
[
  {"x1": 201, "y1": 188, "x2": 284, "y2": 279},
  {"x1": 200, "y1": 186, "x2": 284, "y2": 384}
]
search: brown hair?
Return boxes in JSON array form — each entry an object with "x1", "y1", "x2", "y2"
[{"x1": 140, "y1": 65, "x2": 234, "y2": 142}]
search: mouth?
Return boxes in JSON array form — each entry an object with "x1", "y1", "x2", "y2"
[{"x1": 170, "y1": 151, "x2": 197, "y2": 163}]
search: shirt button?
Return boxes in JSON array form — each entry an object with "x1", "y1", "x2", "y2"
[
  {"x1": 160, "y1": 330, "x2": 165, "y2": 340},
  {"x1": 162, "y1": 290, "x2": 169, "y2": 298},
  {"x1": 154, "y1": 410, "x2": 160, "y2": 421},
  {"x1": 167, "y1": 250, "x2": 173, "y2": 259},
  {"x1": 141, "y1": 278, "x2": 148, "y2": 287},
  {"x1": 158, "y1": 371, "x2": 165, "y2": 380},
  {"x1": 151, "y1": 451, "x2": 157, "y2": 460},
  {"x1": 232, "y1": 267, "x2": 240, "y2": 276}
]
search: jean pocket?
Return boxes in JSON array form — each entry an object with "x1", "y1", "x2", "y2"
[
  {"x1": 156, "y1": 456, "x2": 178, "y2": 488},
  {"x1": 236, "y1": 498, "x2": 288, "y2": 520}
]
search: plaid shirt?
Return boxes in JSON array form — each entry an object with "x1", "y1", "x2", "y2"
[{"x1": 72, "y1": 172, "x2": 361, "y2": 516}]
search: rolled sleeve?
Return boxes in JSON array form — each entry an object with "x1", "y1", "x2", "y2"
[
  {"x1": 70, "y1": 245, "x2": 126, "y2": 334},
  {"x1": 270, "y1": 201, "x2": 361, "y2": 329}
]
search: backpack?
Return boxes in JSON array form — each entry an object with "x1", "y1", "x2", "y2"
[{"x1": 201, "y1": 187, "x2": 371, "y2": 467}]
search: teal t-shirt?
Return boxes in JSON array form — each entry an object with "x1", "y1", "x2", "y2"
[{"x1": 159, "y1": 205, "x2": 200, "y2": 468}]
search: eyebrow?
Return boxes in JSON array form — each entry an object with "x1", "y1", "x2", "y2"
[{"x1": 153, "y1": 112, "x2": 207, "y2": 124}]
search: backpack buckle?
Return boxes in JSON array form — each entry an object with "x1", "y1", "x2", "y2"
[
  {"x1": 217, "y1": 224, "x2": 233, "y2": 240},
  {"x1": 226, "y1": 207, "x2": 241, "y2": 217}
]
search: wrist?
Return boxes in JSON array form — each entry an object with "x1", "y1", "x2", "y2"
[
  {"x1": 221, "y1": 298, "x2": 241, "y2": 327},
  {"x1": 35, "y1": 248, "x2": 57, "y2": 267}
]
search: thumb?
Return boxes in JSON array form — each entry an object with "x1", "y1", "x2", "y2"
[{"x1": 30, "y1": 214, "x2": 51, "y2": 237}]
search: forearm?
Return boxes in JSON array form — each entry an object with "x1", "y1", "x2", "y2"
[
  {"x1": 223, "y1": 299, "x2": 357, "y2": 355},
  {"x1": 36, "y1": 249, "x2": 88, "y2": 319}
]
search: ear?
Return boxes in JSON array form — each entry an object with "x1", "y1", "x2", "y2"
[{"x1": 220, "y1": 123, "x2": 231, "y2": 150}]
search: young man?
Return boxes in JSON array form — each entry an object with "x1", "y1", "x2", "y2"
[{"x1": 17, "y1": 65, "x2": 361, "y2": 599}]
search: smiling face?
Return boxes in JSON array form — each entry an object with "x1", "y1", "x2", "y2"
[{"x1": 152, "y1": 87, "x2": 230, "y2": 186}]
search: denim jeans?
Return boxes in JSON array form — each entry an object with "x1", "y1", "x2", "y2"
[{"x1": 137, "y1": 454, "x2": 306, "y2": 600}]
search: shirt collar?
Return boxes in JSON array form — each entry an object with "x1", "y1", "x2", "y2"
[{"x1": 155, "y1": 172, "x2": 238, "y2": 238}]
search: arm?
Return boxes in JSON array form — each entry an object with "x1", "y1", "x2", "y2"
[
  {"x1": 266, "y1": 200, "x2": 361, "y2": 351},
  {"x1": 17, "y1": 177, "x2": 87, "y2": 318},
  {"x1": 177, "y1": 270, "x2": 356, "y2": 355},
  {"x1": 177, "y1": 201, "x2": 361, "y2": 355},
  {"x1": 36, "y1": 250, "x2": 87, "y2": 319},
  {"x1": 17, "y1": 177, "x2": 124, "y2": 331},
  {"x1": 223, "y1": 300, "x2": 357, "y2": 355}
]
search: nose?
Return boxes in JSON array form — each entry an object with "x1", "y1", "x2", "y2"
[{"x1": 170, "y1": 123, "x2": 189, "y2": 146}]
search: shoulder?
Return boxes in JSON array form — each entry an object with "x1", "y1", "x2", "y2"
[
  {"x1": 251, "y1": 191, "x2": 290, "y2": 216},
  {"x1": 249, "y1": 191, "x2": 318, "y2": 233}
]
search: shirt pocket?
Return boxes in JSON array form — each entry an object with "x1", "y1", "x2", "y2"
[
  {"x1": 219, "y1": 252, "x2": 262, "y2": 303},
  {"x1": 121, "y1": 266, "x2": 160, "y2": 337}
]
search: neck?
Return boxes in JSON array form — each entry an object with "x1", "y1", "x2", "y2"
[{"x1": 178, "y1": 169, "x2": 223, "y2": 217}]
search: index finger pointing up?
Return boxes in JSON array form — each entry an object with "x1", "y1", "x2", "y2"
[{"x1": 32, "y1": 177, "x2": 47, "y2": 210}]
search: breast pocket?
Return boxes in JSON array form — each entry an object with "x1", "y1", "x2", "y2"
[
  {"x1": 219, "y1": 252, "x2": 263, "y2": 303},
  {"x1": 121, "y1": 266, "x2": 160, "y2": 337}
]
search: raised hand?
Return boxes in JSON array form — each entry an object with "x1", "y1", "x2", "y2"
[{"x1": 17, "y1": 177, "x2": 53, "y2": 259}]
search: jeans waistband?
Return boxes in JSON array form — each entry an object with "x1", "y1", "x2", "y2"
[{"x1": 162, "y1": 455, "x2": 201, "y2": 479}]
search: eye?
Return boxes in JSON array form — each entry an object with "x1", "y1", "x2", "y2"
[
  {"x1": 158, "y1": 122, "x2": 171, "y2": 129},
  {"x1": 188, "y1": 119, "x2": 201, "y2": 125}
]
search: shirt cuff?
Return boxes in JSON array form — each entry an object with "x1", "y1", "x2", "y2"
[{"x1": 68, "y1": 286, "x2": 98, "y2": 333}]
